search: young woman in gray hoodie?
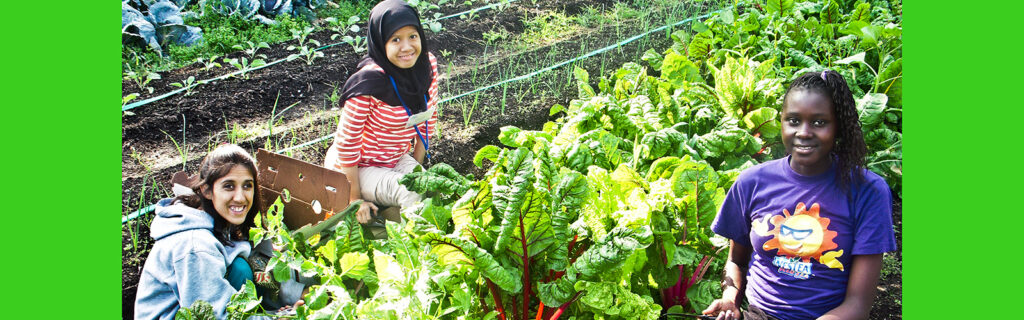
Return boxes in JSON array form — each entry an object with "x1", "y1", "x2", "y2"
[{"x1": 134, "y1": 144, "x2": 263, "y2": 320}]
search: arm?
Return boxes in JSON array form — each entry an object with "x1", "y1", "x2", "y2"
[
  {"x1": 175, "y1": 250, "x2": 237, "y2": 320},
  {"x1": 816, "y1": 254, "x2": 884, "y2": 320},
  {"x1": 337, "y1": 165, "x2": 376, "y2": 224},
  {"x1": 703, "y1": 240, "x2": 752, "y2": 320},
  {"x1": 412, "y1": 138, "x2": 426, "y2": 164},
  {"x1": 325, "y1": 96, "x2": 378, "y2": 224}
]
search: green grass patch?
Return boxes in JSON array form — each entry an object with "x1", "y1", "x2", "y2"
[{"x1": 518, "y1": 11, "x2": 581, "y2": 48}]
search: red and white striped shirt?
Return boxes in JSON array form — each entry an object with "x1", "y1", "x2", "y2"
[{"x1": 330, "y1": 53, "x2": 439, "y2": 169}]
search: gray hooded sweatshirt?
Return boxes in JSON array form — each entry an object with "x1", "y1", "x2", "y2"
[{"x1": 134, "y1": 198, "x2": 251, "y2": 320}]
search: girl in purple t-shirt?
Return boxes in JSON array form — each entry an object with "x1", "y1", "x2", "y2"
[{"x1": 702, "y1": 71, "x2": 897, "y2": 320}]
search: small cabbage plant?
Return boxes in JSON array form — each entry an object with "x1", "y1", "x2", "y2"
[{"x1": 122, "y1": 0, "x2": 203, "y2": 54}]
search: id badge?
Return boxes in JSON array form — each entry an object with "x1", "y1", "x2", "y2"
[{"x1": 405, "y1": 106, "x2": 436, "y2": 128}]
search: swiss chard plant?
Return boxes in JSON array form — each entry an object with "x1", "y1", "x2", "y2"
[{"x1": 400, "y1": 143, "x2": 664, "y2": 320}]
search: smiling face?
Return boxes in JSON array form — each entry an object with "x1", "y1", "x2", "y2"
[
  {"x1": 385, "y1": 25, "x2": 422, "y2": 69},
  {"x1": 777, "y1": 215, "x2": 825, "y2": 257},
  {"x1": 781, "y1": 90, "x2": 837, "y2": 176},
  {"x1": 202, "y1": 165, "x2": 255, "y2": 226}
]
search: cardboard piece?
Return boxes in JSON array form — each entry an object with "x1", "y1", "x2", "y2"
[
  {"x1": 166, "y1": 150, "x2": 351, "y2": 231},
  {"x1": 255, "y1": 149, "x2": 351, "y2": 230}
]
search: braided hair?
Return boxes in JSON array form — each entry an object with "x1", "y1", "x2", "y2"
[{"x1": 782, "y1": 70, "x2": 866, "y2": 191}]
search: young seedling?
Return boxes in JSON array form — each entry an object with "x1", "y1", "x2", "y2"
[
  {"x1": 224, "y1": 57, "x2": 267, "y2": 79},
  {"x1": 196, "y1": 55, "x2": 222, "y2": 71},
  {"x1": 288, "y1": 27, "x2": 325, "y2": 65},
  {"x1": 160, "y1": 115, "x2": 189, "y2": 171},
  {"x1": 123, "y1": 93, "x2": 139, "y2": 112},
  {"x1": 328, "y1": 83, "x2": 341, "y2": 109},
  {"x1": 264, "y1": 92, "x2": 300, "y2": 151},
  {"x1": 232, "y1": 41, "x2": 270, "y2": 60},
  {"x1": 169, "y1": 76, "x2": 198, "y2": 96},
  {"x1": 427, "y1": 13, "x2": 443, "y2": 33},
  {"x1": 124, "y1": 70, "x2": 161, "y2": 94}
]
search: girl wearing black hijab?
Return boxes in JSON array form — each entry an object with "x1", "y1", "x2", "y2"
[{"x1": 325, "y1": 0, "x2": 439, "y2": 237}]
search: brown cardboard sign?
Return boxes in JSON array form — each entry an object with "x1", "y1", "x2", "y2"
[
  {"x1": 255, "y1": 149, "x2": 351, "y2": 230},
  {"x1": 166, "y1": 150, "x2": 351, "y2": 231}
]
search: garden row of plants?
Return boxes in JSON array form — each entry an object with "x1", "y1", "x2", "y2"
[
  {"x1": 177, "y1": 0, "x2": 901, "y2": 319},
  {"x1": 122, "y1": 0, "x2": 473, "y2": 100}
]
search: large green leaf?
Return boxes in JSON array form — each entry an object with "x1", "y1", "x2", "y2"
[
  {"x1": 662, "y1": 50, "x2": 703, "y2": 88},
  {"x1": 833, "y1": 51, "x2": 866, "y2": 66},
  {"x1": 547, "y1": 172, "x2": 588, "y2": 271},
  {"x1": 638, "y1": 128, "x2": 688, "y2": 161},
  {"x1": 713, "y1": 57, "x2": 783, "y2": 120},
  {"x1": 385, "y1": 220, "x2": 419, "y2": 269},
  {"x1": 399, "y1": 163, "x2": 471, "y2": 202},
  {"x1": 849, "y1": 2, "x2": 872, "y2": 23},
  {"x1": 574, "y1": 66, "x2": 596, "y2": 99},
  {"x1": 742, "y1": 107, "x2": 781, "y2": 139},
  {"x1": 820, "y1": 0, "x2": 842, "y2": 24},
  {"x1": 856, "y1": 93, "x2": 889, "y2": 129},
  {"x1": 877, "y1": 58, "x2": 902, "y2": 108},
  {"x1": 338, "y1": 252, "x2": 370, "y2": 280},
  {"x1": 687, "y1": 31, "x2": 714, "y2": 60},
  {"x1": 492, "y1": 148, "x2": 535, "y2": 251},
  {"x1": 474, "y1": 145, "x2": 501, "y2": 168},
  {"x1": 765, "y1": 0, "x2": 795, "y2": 16},
  {"x1": 572, "y1": 226, "x2": 653, "y2": 278},
  {"x1": 424, "y1": 233, "x2": 522, "y2": 293}
]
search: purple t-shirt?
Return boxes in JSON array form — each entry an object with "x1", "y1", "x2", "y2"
[{"x1": 711, "y1": 156, "x2": 896, "y2": 320}]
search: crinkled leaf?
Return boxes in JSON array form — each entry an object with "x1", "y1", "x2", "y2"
[
  {"x1": 662, "y1": 50, "x2": 702, "y2": 87},
  {"x1": 547, "y1": 172, "x2": 588, "y2": 271},
  {"x1": 572, "y1": 226, "x2": 653, "y2": 279},
  {"x1": 877, "y1": 58, "x2": 902, "y2": 108},
  {"x1": 850, "y1": 2, "x2": 872, "y2": 23},
  {"x1": 574, "y1": 66, "x2": 596, "y2": 99},
  {"x1": 686, "y1": 279, "x2": 719, "y2": 313},
  {"x1": 338, "y1": 252, "x2": 370, "y2": 279},
  {"x1": 687, "y1": 31, "x2": 714, "y2": 60},
  {"x1": 225, "y1": 281, "x2": 261, "y2": 314},
  {"x1": 424, "y1": 233, "x2": 522, "y2": 293},
  {"x1": 765, "y1": 0, "x2": 795, "y2": 16},
  {"x1": 742, "y1": 107, "x2": 780, "y2": 139},
  {"x1": 641, "y1": 48, "x2": 664, "y2": 71},
  {"x1": 474, "y1": 145, "x2": 501, "y2": 168},
  {"x1": 820, "y1": 0, "x2": 842, "y2": 24},
  {"x1": 492, "y1": 148, "x2": 534, "y2": 251},
  {"x1": 857, "y1": 93, "x2": 888, "y2": 129}
]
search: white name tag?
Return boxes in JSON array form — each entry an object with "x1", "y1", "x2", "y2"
[{"x1": 405, "y1": 106, "x2": 436, "y2": 128}]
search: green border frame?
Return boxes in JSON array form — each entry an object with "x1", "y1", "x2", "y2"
[
  {"x1": 3, "y1": 1, "x2": 120, "y2": 318},
  {"x1": 8, "y1": 0, "x2": 1019, "y2": 318},
  {"x1": 906, "y1": 0, "x2": 1024, "y2": 317}
]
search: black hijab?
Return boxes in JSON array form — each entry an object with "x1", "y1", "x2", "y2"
[{"x1": 340, "y1": 0, "x2": 433, "y2": 113}]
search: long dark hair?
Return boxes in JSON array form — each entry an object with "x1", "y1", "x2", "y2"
[
  {"x1": 174, "y1": 144, "x2": 262, "y2": 246},
  {"x1": 782, "y1": 70, "x2": 867, "y2": 191}
]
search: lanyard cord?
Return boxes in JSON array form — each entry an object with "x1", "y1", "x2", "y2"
[{"x1": 388, "y1": 76, "x2": 431, "y2": 160}]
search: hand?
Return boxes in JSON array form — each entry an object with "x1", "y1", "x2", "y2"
[
  {"x1": 277, "y1": 299, "x2": 304, "y2": 311},
  {"x1": 275, "y1": 300, "x2": 304, "y2": 319},
  {"x1": 703, "y1": 298, "x2": 740, "y2": 320},
  {"x1": 355, "y1": 201, "x2": 378, "y2": 224}
]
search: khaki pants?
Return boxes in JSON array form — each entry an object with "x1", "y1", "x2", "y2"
[{"x1": 357, "y1": 154, "x2": 422, "y2": 237}]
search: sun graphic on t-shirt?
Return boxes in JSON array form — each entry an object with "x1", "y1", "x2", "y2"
[{"x1": 757, "y1": 202, "x2": 842, "y2": 268}]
